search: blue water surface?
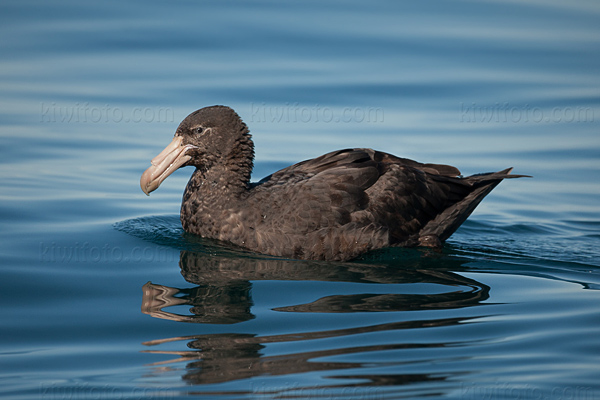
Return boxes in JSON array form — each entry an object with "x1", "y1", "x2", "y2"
[{"x1": 1, "y1": 1, "x2": 600, "y2": 399}]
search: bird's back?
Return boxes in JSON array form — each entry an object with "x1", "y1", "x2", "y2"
[{"x1": 236, "y1": 148, "x2": 517, "y2": 260}]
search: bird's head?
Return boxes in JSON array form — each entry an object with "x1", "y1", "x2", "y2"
[{"x1": 140, "y1": 105, "x2": 250, "y2": 195}]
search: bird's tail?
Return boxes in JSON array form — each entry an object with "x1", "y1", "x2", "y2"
[{"x1": 418, "y1": 168, "x2": 530, "y2": 245}]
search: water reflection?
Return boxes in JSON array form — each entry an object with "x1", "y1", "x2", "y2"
[
  {"x1": 142, "y1": 281, "x2": 253, "y2": 324},
  {"x1": 141, "y1": 250, "x2": 490, "y2": 389},
  {"x1": 142, "y1": 323, "x2": 466, "y2": 387}
]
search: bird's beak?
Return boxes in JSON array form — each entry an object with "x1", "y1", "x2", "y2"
[{"x1": 140, "y1": 136, "x2": 197, "y2": 195}]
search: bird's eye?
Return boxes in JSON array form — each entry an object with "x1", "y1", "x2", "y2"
[{"x1": 194, "y1": 126, "x2": 204, "y2": 135}]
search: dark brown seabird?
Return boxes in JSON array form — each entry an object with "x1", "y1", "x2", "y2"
[{"x1": 141, "y1": 105, "x2": 527, "y2": 261}]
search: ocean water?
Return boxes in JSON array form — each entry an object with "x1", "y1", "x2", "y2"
[{"x1": 1, "y1": 1, "x2": 600, "y2": 399}]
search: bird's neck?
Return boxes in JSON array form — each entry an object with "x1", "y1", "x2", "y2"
[
  {"x1": 182, "y1": 132, "x2": 254, "y2": 209},
  {"x1": 180, "y1": 157, "x2": 253, "y2": 236}
]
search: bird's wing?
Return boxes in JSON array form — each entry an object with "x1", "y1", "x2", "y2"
[
  {"x1": 249, "y1": 149, "x2": 382, "y2": 233},
  {"x1": 249, "y1": 148, "x2": 519, "y2": 250}
]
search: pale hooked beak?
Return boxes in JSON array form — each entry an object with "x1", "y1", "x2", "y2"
[{"x1": 140, "y1": 136, "x2": 197, "y2": 195}]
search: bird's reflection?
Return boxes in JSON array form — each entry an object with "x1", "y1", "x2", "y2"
[
  {"x1": 141, "y1": 248, "x2": 490, "y2": 390},
  {"x1": 143, "y1": 318, "x2": 470, "y2": 386},
  {"x1": 142, "y1": 281, "x2": 253, "y2": 324}
]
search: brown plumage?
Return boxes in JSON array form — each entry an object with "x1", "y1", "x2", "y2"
[{"x1": 141, "y1": 105, "x2": 527, "y2": 261}]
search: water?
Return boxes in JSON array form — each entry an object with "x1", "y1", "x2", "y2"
[{"x1": 1, "y1": 1, "x2": 599, "y2": 399}]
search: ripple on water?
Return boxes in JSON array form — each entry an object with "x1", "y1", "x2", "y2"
[
  {"x1": 113, "y1": 215, "x2": 268, "y2": 258},
  {"x1": 113, "y1": 215, "x2": 184, "y2": 247},
  {"x1": 113, "y1": 213, "x2": 600, "y2": 268}
]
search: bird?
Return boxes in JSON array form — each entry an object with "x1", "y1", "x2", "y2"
[{"x1": 141, "y1": 105, "x2": 527, "y2": 261}]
